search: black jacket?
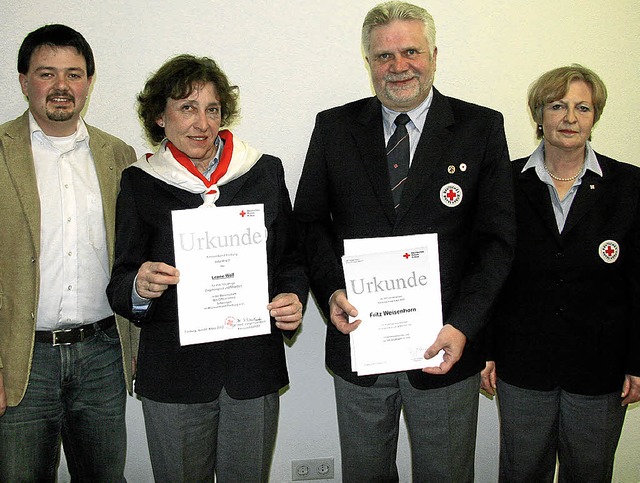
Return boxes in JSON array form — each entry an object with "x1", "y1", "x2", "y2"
[
  {"x1": 107, "y1": 154, "x2": 308, "y2": 403},
  {"x1": 492, "y1": 153, "x2": 640, "y2": 395},
  {"x1": 294, "y1": 88, "x2": 516, "y2": 388}
]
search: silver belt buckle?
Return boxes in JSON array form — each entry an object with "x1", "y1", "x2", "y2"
[{"x1": 52, "y1": 328, "x2": 74, "y2": 346}]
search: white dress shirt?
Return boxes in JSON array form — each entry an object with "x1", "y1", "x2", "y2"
[{"x1": 30, "y1": 113, "x2": 113, "y2": 330}]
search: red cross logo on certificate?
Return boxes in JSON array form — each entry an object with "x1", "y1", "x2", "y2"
[
  {"x1": 403, "y1": 253, "x2": 411, "y2": 259},
  {"x1": 239, "y1": 210, "x2": 246, "y2": 217}
]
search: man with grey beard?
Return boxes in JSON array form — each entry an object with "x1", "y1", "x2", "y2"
[
  {"x1": 294, "y1": 2, "x2": 515, "y2": 481},
  {"x1": 0, "y1": 24, "x2": 136, "y2": 481}
]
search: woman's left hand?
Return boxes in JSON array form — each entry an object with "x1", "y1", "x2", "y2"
[
  {"x1": 268, "y1": 293, "x2": 303, "y2": 331},
  {"x1": 621, "y1": 374, "x2": 640, "y2": 406}
]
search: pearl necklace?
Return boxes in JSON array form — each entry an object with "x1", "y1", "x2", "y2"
[{"x1": 543, "y1": 162, "x2": 583, "y2": 182}]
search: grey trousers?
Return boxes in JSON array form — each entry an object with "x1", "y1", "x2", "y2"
[
  {"x1": 497, "y1": 379, "x2": 627, "y2": 483},
  {"x1": 141, "y1": 388, "x2": 279, "y2": 483},
  {"x1": 334, "y1": 372, "x2": 480, "y2": 483}
]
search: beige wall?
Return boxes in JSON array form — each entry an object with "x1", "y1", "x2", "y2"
[{"x1": 1, "y1": 1, "x2": 638, "y2": 481}]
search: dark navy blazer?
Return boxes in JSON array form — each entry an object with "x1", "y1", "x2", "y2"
[
  {"x1": 108, "y1": 155, "x2": 308, "y2": 403},
  {"x1": 492, "y1": 153, "x2": 640, "y2": 395},
  {"x1": 294, "y1": 88, "x2": 516, "y2": 389}
]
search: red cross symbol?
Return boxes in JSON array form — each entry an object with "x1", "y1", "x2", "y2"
[
  {"x1": 403, "y1": 253, "x2": 410, "y2": 259},
  {"x1": 446, "y1": 189, "x2": 457, "y2": 201},
  {"x1": 240, "y1": 210, "x2": 246, "y2": 217},
  {"x1": 604, "y1": 244, "x2": 615, "y2": 257}
]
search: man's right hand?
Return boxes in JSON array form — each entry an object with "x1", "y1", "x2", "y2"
[
  {"x1": 329, "y1": 290, "x2": 361, "y2": 334},
  {"x1": 0, "y1": 371, "x2": 7, "y2": 416}
]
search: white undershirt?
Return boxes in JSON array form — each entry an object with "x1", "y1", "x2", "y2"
[{"x1": 29, "y1": 113, "x2": 113, "y2": 330}]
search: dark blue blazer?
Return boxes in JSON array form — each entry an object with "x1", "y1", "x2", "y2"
[
  {"x1": 294, "y1": 88, "x2": 516, "y2": 388},
  {"x1": 107, "y1": 155, "x2": 308, "y2": 403},
  {"x1": 492, "y1": 153, "x2": 640, "y2": 395}
]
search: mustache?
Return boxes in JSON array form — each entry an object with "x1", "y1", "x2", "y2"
[
  {"x1": 47, "y1": 90, "x2": 75, "y2": 102},
  {"x1": 384, "y1": 73, "x2": 416, "y2": 82}
]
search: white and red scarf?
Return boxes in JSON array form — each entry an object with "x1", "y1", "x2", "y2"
[{"x1": 132, "y1": 129, "x2": 261, "y2": 206}]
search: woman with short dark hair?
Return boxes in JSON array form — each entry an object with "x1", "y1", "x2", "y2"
[{"x1": 107, "y1": 54, "x2": 307, "y2": 482}]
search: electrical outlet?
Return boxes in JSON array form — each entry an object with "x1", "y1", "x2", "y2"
[{"x1": 292, "y1": 458, "x2": 334, "y2": 480}]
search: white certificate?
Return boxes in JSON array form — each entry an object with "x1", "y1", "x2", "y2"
[
  {"x1": 343, "y1": 235, "x2": 444, "y2": 375},
  {"x1": 171, "y1": 204, "x2": 270, "y2": 346}
]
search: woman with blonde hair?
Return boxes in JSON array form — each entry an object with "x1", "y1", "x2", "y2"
[{"x1": 482, "y1": 64, "x2": 640, "y2": 482}]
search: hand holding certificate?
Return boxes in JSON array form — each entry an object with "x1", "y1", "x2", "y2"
[
  {"x1": 172, "y1": 203, "x2": 271, "y2": 346},
  {"x1": 342, "y1": 234, "x2": 445, "y2": 376}
]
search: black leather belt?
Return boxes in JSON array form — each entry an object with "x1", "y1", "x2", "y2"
[{"x1": 34, "y1": 315, "x2": 116, "y2": 346}]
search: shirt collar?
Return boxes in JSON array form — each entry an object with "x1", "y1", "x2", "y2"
[
  {"x1": 522, "y1": 140, "x2": 603, "y2": 180},
  {"x1": 381, "y1": 88, "x2": 434, "y2": 134},
  {"x1": 201, "y1": 135, "x2": 224, "y2": 180},
  {"x1": 28, "y1": 111, "x2": 90, "y2": 147}
]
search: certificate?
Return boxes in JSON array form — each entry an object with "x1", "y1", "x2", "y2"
[
  {"x1": 343, "y1": 235, "x2": 444, "y2": 375},
  {"x1": 171, "y1": 204, "x2": 271, "y2": 346}
]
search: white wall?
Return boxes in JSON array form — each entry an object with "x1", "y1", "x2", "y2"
[{"x1": 1, "y1": 1, "x2": 639, "y2": 481}]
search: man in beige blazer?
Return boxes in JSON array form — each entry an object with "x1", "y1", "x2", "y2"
[{"x1": 0, "y1": 24, "x2": 136, "y2": 481}]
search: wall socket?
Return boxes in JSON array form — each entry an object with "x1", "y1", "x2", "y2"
[{"x1": 292, "y1": 457, "x2": 334, "y2": 480}]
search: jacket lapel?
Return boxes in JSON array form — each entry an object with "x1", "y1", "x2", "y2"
[
  {"x1": 518, "y1": 167, "x2": 562, "y2": 242},
  {"x1": 562, "y1": 169, "x2": 605, "y2": 235},
  {"x1": 2, "y1": 112, "x2": 41, "y2": 254},
  {"x1": 397, "y1": 88, "x2": 454, "y2": 221},
  {"x1": 88, "y1": 127, "x2": 120, "y2": 264},
  {"x1": 350, "y1": 97, "x2": 396, "y2": 225},
  {"x1": 152, "y1": 176, "x2": 203, "y2": 208},
  {"x1": 216, "y1": 171, "x2": 250, "y2": 206}
]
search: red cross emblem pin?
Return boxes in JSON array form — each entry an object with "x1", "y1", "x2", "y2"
[
  {"x1": 599, "y1": 240, "x2": 619, "y2": 264},
  {"x1": 440, "y1": 183, "x2": 463, "y2": 207}
]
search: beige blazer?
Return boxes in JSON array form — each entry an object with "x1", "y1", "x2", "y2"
[{"x1": 0, "y1": 111, "x2": 138, "y2": 406}]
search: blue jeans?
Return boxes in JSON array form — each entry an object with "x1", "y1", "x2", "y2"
[{"x1": 0, "y1": 324, "x2": 127, "y2": 482}]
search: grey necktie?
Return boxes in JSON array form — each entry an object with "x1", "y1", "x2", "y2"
[{"x1": 387, "y1": 113, "x2": 410, "y2": 210}]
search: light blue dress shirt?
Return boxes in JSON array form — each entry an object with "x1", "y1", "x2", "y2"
[{"x1": 521, "y1": 141, "x2": 602, "y2": 233}]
